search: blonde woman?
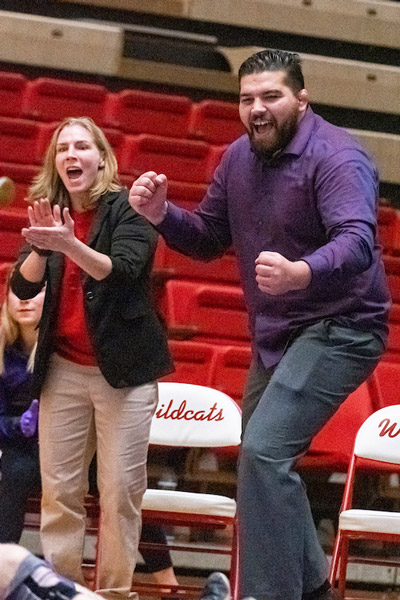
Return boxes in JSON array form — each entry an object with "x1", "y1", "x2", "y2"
[
  {"x1": 11, "y1": 117, "x2": 173, "y2": 599},
  {"x1": 0, "y1": 268, "x2": 45, "y2": 543}
]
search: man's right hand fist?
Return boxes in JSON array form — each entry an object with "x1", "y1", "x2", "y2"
[{"x1": 129, "y1": 171, "x2": 168, "y2": 226}]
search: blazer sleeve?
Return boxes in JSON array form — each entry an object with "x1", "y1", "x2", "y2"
[{"x1": 101, "y1": 194, "x2": 159, "y2": 287}]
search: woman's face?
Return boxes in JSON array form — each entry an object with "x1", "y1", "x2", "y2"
[
  {"x1": 55, "y1": 124, "x2": 104, "y2": 209},
  {"x1": 7, "y1": 288, "x2": 45, "y2": 328}
]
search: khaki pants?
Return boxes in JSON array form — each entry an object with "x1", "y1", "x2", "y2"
[{"x1": 39, "y1": 354, "x2": 158, "y2": 599}]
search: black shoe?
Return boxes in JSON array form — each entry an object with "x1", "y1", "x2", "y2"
[
  {"x1": 319, "y1": 589, "x2": 340, "y2": 600},
  {"x1": 303, "y1": 581, "x2": 339, "y2": 600},
  {"x1": 202, "y1": 572, "x2": 231, "y2": 600}
]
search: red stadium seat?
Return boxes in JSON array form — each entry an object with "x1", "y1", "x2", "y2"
[
  {"x1": 377, "y1": 204, "x2": 398, "y2": 253},
  {"x1": 372, "y1": 359, "x2": 400, "y2": 409},
  {"x1": 189, "y1": 99, "x2": 244, "y2": 145},
  {"x1": 102, "y1": 127, "x2": 126, "y2": 164},
  {"x1": 212, "y1": 344, "x2": 251, "y2": 403},
  {"x1": 0, "y1": 209, "x2": 27, "y2": 261},
  {"x1": 383, "y1": 255, "x2": 400, "y2": 359},
  {"x1": 0, "y1": 261, "x2": 13, "y2": 303},
  {"x1": 0, "y1": 71, "x2": 28, "y2": 118},
  {"x1": 0, "y1": 117, "x2": 54, "y2": 165},
  {"x1": 160, "y1": 340, "x2": 218, "y2": 387},
  {"x1": 386, "y1": 302, "x2": 400, "y2": 359},
  {"x1": 0, "y1": 162, "x2": 40, "y2": 209},
  {"x1": 23, "y1": 78, "x2": 108, "y2": 124},
  {"x1": 154, "y1": 238, "x2": 240, "y2": 284},
  {"x1": 167, "y1": 180, "x2": 207, "y2": 209},
  {"x1": 118, "y1": 134, "x2": 226, "y2": 183},
  {"x1": 298, "y1": 380, "x2": 375, "y2": 472},
  {"x1": 384, "y1": 254, "x2": 400, "y2": 304},
  {"x1": 104, "y1": 89, "x2": 192, "y2": 138},
  {"x1": 377, "y1": 204, "x2": 400, "y2": 255},
  {"x1": 160, "y1": 279, "x2": 249, "y2": 342}
]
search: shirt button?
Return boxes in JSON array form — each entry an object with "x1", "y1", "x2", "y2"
[{"x1": 86, "y1": 291, "x2": 94, "y2": 301}]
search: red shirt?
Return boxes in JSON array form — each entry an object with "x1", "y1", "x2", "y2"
[{"x1": 54, "y1": 208, "x2": 97, "y2": 366}]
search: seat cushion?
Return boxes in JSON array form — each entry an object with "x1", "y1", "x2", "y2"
[
  {"x1": 339, "y1": 509, "x2": 400, "y2": 534},
  {"x1": 142, "y1": 488, "x2": 236, "y2": 518}
]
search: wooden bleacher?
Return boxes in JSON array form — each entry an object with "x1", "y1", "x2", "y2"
[{"x1": 55, "y1": 0, "x2": 400, "y2": 50}]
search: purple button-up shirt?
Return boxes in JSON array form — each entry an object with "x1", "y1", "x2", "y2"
[{"x1": 158, "y1": 107, "x2": 390, "y2": 367}]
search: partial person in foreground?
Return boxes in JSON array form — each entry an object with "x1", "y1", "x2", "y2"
[
  {"x1": 0, "y1": 545, "x2": 227, "y2": 600},
  {"x1": 0, "y1": 267, "x2": 44, "y2": 543},
  {"x1": 129, "y1": 49, "x2": 390, "y2": 600},
  {"x1": 11, "y1": 117, "x2": 173, "y2": 598}
]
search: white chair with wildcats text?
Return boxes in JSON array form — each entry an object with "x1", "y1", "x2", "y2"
[
  {"x1": 330, "y1": 405, "x2": 400, "y2": 599},
  {"x1": 95, "y1": 382, "x2": 242, "y2": 599}
]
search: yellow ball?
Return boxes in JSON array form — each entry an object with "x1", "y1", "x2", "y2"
[{"x1": 0, "y1": 176, "x2": 16, "y2": 207}]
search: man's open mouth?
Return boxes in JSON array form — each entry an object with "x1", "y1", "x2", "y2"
[{"x1": 252, "y1": 120, "x2": 274, "y2": 134}]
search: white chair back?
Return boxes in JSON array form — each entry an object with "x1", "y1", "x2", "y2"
[
  {"x1": 354, "y1": 405, "x2": 400, "y2": 464},
  {"x1": 150, "y1": 382, "x2": 242, "y2": 448}
]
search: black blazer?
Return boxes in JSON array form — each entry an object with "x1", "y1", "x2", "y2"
[{"x1": 11, "y1": 189, "x2": 174, "y2": 396}]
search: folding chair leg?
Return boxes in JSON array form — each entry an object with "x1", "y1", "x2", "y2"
[
  {"x1": 230, "y1": 520, "x2": 239, "y2": 600},
  {"x1": 329, "y1": 530, "x2": 343, "y2": 588},
  {"x1": 337, "y1": 537, "x2": 349, "y2": 600}
]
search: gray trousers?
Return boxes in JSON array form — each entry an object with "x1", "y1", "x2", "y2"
[{"x1": 237, "y1": 319, "x2": 385, "y2": 600}]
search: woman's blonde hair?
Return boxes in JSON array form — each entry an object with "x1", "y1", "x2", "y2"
[
  {"x1": 29, "y1": 116, "x2": 122, "y2": 210},
  {"x1": 0, "y1": 267, "x2": 37, "y2": 374}
]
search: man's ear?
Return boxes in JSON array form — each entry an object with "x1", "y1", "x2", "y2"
[{"x1": 298, "y1": 88, "x2": 309, "y2": 113}]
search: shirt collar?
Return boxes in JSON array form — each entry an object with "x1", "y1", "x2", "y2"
[{"x1": 280, "y1": 105, "x2": 316, "y2": 158}]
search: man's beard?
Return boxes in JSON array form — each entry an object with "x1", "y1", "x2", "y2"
[{"x1": 248, "y1": 109, "x2": 299, "y2": 160}]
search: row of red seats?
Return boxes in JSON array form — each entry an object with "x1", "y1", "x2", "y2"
[
  {"x1": 1, "y1": 235, "x2": 400, "y2": 474},
  {"x1": 297, "y1": 359, "x2": 397, "y2": 473},
  {"x1": 0, "y1": 118, "x2": 226, "y2": 189},
  {"x1": 159, "y1": 277, "x2": 400, "y2": 359},
  {"x1": 0, "y1": 72, "x2": 244, "y2": 144},
  {"x1": 161, "y1": 339, "x2": 251, "y2": 404},
  {"x1": 2, "y1": 203, "x2": 397, "y2": 277},
  {"x1": 3, "y1": 213, "x2": 400, "y2": 356},
  {"x1": 377, "y1": 204, "x2": 400, "y2": 256},
  {"x1": 163, "y1": 338, "x2": 400, "y2": 473},
  {"x1": 0, "y1": 161, "x2": 207, "y2": 213}
]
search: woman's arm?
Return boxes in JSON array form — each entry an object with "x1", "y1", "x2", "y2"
[
  {"x1": 62, "y1": 235, "x2": 112, "y2": 281},
  {"x1": 19, "y1": 251, "x2": 48, "y2": 284}
]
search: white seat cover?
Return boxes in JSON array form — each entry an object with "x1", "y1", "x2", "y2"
[
  {"x1": 142, "y1": 488, "x2": 237, "y2": 519},
  {"x1": 151, "y1": 382, "x2": 242, "y2": 448},
  {"x1": 354, "y1": 405, "x2": 400, "y2": 463},
  {"x1": 339, "y1": 509, "x2": 400, "y2": 534}
]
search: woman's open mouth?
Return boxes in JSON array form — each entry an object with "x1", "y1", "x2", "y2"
[{"x1": 67, "y1": 167, "x2": 83, "y2": 180}]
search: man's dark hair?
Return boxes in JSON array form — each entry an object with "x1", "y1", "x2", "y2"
[{"x1": 238, "y1": 48, "x2": 305, "y2": 93}]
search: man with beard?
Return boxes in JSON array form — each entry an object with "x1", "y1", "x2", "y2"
[{"x1": 129, "y1": 49, "x2": 390, "y2": 600}]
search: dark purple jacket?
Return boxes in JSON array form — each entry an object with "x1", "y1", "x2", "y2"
[{"x1": 0, "y1": 343, "x2": 36, "y2": 445}]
